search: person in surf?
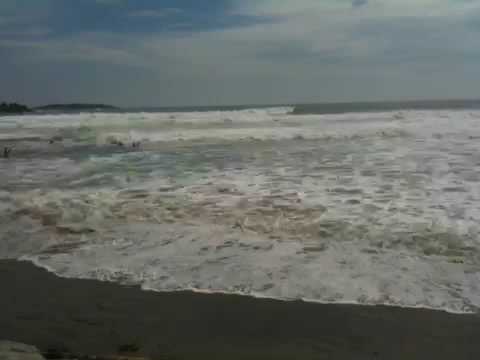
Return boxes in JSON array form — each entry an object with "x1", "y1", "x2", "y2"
[{"x1": 3, "y1": 147, "x2": 12, "y2": 158}]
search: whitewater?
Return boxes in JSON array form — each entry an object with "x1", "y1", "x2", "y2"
[{"x1": 1, "y1": 106, "x2": 480, "y2": 313}]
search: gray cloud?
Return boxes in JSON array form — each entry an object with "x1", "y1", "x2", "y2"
[
  {"x1": 3, "y1": 0, "x2": 480, "y2": 106},
  {"x1": 352, "y1": 0, "x2": 368, "y2": 8},
  {"x1": 128, "y1": 8, "x2": 182, "y2": 18},
  {"x1": 95, "y1": 0, "x2": 127, "y2": 5},
  {"x1": 0, "y1": 27, "x2": 51, "y2": 38}
]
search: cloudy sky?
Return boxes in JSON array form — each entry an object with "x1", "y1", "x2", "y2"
[{"x1": 1, "y1": 0, "x2": 480, "y2": 107}]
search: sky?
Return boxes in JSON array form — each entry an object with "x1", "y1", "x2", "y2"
[{"x1": 1, "y1": 0, "x2": 480, "y2": 107}]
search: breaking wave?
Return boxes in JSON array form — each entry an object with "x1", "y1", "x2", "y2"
[{"x1": 2, "y1": 107, "x2": 480, "y2": 314}]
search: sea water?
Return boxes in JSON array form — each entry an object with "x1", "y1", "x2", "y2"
[{"x1": 1, "y1": 104, "x2": 480, "y2": 313}]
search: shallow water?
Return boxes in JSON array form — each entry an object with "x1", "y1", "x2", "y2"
[{"x1": 1, "y1": 107, "x2": 480, "y2": 313}]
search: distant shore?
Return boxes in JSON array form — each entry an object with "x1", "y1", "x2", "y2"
[
  {"x1": 34, "y1": 104, "x2": 117, "y2": 112},
  {"x1": 5, "y1": 98, "x2": 480, "y2": 116},
  {"x1": 0, "y1": 103, "x2": 117, "y2": 115},
  {"x1": 1, "y1": 260, "x2": 479, "y2": 360},
  {"x1": 0, "y1": 102, "x2": 31, "y2": 114}
]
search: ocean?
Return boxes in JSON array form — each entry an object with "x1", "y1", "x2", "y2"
[{"x1": 1, "y1": 100, "x2": 480, "y2": 313}]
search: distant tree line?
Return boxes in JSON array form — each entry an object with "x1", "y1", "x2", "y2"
[
  {"x1": 36, "y1": 103, "x2": 116, "y2": 110},
  {"x1": 0, "y1": 102, "x2": 31, "y2": 114}
]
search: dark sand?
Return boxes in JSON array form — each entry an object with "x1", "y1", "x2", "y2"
[{"x1": 1, "y1": 260, "x2": 480, "y2": 360}]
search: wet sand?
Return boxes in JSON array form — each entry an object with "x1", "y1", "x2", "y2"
[{"x1": 1, "y1": 259, "x2": 480, "y2": 360}]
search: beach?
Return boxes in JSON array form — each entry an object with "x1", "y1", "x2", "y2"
[
  {"x1": 2, "y1": 259, "x2": 480, "y2": 360},
  {"x1": 2, "y1": 106, "x2": 480, "y2": 358},
  {"x1": 4, "y1": 0, "x2": 480, "y2": 357}
]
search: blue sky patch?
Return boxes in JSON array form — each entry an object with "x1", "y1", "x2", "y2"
[{"x1": 0, "y1": 0, "x2": 274, "y2": 39}]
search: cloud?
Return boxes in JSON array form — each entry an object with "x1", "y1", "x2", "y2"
[
  {"x1": 235, "y1": 0, "x2": 480, "y2": 19},
  {"x1": 128, "y1": 8, "x2": 182, "y2": 18},
  {"x1": 3, "y1": 0, "x2": 480, "y2": 106},
  {"x1": 0, "y1": 27, "x2": 51, "y2": 38},
  {"x1": 352, "y1": 0, "x2": 368, "y2": 8},
  {"x1": 0, "y1": 32, "x2": 148, "y2": 69},
  {"x1": 95, "y1": 0, "x2": 126, "y2": 5}
]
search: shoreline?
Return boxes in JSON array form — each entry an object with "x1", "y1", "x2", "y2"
[
  {"x1": 2, "y1": 260, "x2": 480, "y2": 359},
  {"x1": 26, "y1": 254, "x2": 476, "y2": 316}
]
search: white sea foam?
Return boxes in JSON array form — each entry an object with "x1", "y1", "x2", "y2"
[
  {"x1": 1, "y1": 107, "x2": 405, "y2": 144},
  {"x1": 2, "y1": 107, "x2": 480, "y2": 313}
]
